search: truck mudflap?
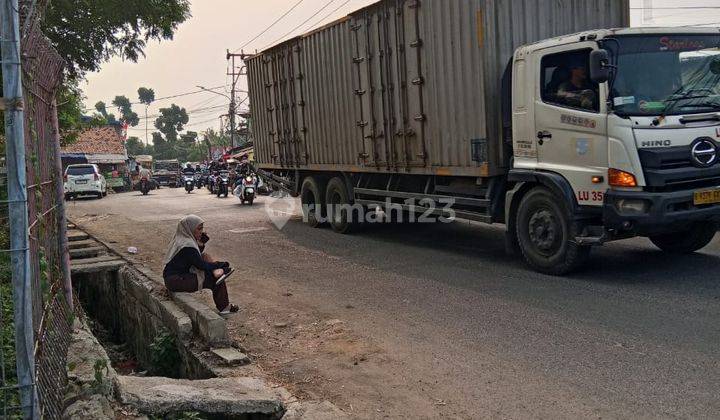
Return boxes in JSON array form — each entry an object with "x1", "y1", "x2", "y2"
[{"x1": 603, "y1": 189, "x2": 720, "y2": 236}]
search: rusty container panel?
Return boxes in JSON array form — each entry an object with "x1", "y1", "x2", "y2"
[{"x1": 248, "y1": 0, "x2": 629, "y2": 176}]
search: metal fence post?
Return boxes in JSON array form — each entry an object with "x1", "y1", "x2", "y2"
[
  {"x1": 1, "y1": 0, "x2": 39, "y2": 417},
  {"x1": 50, "y1": 99, "x2": 73, "y2": 311}
]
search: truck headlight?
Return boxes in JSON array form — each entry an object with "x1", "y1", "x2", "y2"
[{"x1": 615, "y1": 198, "x2": 649, "y2": 215}]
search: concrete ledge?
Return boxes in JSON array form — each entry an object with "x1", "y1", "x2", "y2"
[
  {"x1": 67, "y1": 231, "x2": 90, "y2": 242},
  {"x1": 69, "y1": 239, "x2": 100, "y2": 249},
  {"x1": 71, "y1": 260, "x2": 125, "y2": 275},
  {"x1": 116, "y1": 376, "x2": 288, "y2": 418},
  {"x1": 172, "y1": 292, "x2": 228, "y2": 345},
  {"x1": 69, "y1": 246, "x2": 105, "y2": 259},
  {"x1": 70, "y1": 255, "x2": 122, "y2": 265}
]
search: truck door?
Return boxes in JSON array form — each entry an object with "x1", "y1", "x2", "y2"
[{"x1": 533, "y1": 45, "x2": 609, "y2": 206}]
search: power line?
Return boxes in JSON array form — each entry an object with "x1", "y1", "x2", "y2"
[
  {"x1": 233, "y1": 0, "x2": 305, "y2": 52},
  {"x1": 262, "y1": 0, "x2": 338, "y2": 50},
  {"x1": 102, "y1": 84, "x2": 227, "y2": 110},
  {"x1": 304, "y1": 0, "x2": 350, "y2": 33}
]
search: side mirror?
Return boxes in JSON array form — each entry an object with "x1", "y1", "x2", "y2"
[{"x1": 589, "y1": 49, "x2": 611, "y2": 83}]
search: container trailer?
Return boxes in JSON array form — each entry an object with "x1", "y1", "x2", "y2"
[{"x1": 248, "y1": 0, "x2": 720, "y2": 274}]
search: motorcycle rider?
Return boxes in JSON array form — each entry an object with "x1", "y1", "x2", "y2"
[{"x1": 182, "y1": 163, "x2": 195, "y2": 175}]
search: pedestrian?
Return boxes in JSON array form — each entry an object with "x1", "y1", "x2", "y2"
[{"x1": 162, "y1": 215, "x2": 238, "y2": 315}]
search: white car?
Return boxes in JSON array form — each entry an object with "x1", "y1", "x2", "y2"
[{"x1": 64, "y1": 164, "x2": 107, "y2": 199}]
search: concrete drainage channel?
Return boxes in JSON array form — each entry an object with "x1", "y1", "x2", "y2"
[{"x1": 65, "y1": 222, "x2": 346, "y2": 419}]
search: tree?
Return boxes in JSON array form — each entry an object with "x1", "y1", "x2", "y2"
[
  {"x1": 43, "y1": 0, "x2": 191, "y2": 75},
  {"x1": 111, "y1": 95, "x2": 140, "y2": 127},
  {"x1": 125, "y1": 137, "x2": 145, "y2": 156},
  {"x1": 186, "y1": 142, "x2": 209, "y2": 162},
  {"x1": 138, "y1": 87, "x2": 155, "y2": 105},
  {"x1": 94, "y1": 101, "x2": 117, "y2": 124},
  {"x1": 203, "y1": 128, "x2": 230, "y2": 148},
  {"x1": 154, "y1": 104, "x2": 188, "y2": 143},
  {"x1": 152, "y1": 132, "x2": 172, "y2": 160}
]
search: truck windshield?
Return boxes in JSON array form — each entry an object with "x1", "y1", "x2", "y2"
[{"x1": 607, "y1": 34, "x2": 720, "y2": 116}]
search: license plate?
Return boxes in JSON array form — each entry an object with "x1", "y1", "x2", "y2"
[
  {"x1": 75, "y1": 180, "x2": 87, "y2": 184},
  {"x1": 693, "y1": 188, "x2": 720, "y2": 205}
]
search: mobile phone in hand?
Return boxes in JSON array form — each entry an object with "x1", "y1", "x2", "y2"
[{"x1": 200, "y1": 232, "x2": 210, "y2": 244}]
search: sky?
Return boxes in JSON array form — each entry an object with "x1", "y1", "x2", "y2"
[{"x1": 83, "y1": 0, "x2": 720, "y2": 144}]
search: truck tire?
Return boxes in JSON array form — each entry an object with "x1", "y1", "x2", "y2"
[
  {"x1": 649, "y1": 224, "x2": 717, "y2": 254},
  {"x1": 325, "y1": 177, "x2": 359, "y2": 234},
  {"x1": 516, "y1": 187, "x2": 590, "y2": 275},
  {"x1": 300, "y1": 176, "x2": 325, "y2": 228}
]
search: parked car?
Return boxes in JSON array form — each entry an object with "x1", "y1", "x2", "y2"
[{"x1": 64, "y1": 164, "x2": 107, "y2": 199}]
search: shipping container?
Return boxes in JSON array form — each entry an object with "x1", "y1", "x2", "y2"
[{"x1": 248, "y1": 0, "x2": 629, "y2": 177}]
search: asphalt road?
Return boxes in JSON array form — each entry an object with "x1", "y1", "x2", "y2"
[{"x1": 68, "y1": 187, "x2": 720, "y2": 419}]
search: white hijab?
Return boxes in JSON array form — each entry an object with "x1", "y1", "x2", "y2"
[{"x1": 164, "y1": 215, "x2": 204, "y2": 265}]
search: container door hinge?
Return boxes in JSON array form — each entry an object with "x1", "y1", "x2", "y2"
[
  {"x1": 354, "y1": 89, "x2": 367, "y2": 96},
  {"x1": 353, "y1": 56, "x2": 365, "y2": 64},
  {"x1": 357, "y1": 121, "x2": 368, "y2": 127},
  {"x1": 411, "y1": 77, "x2": 424, "y2": 85},
  {"x1": 410, "y1": 39, "x2": 423, "y2": 48},
  {"x1": 414, "y1": 114, "x2": 426, "y2": 122}
]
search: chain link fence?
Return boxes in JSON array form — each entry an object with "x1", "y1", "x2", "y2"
[{"x1": 1, "y1": 0, "x2": 72, "y2": 418}]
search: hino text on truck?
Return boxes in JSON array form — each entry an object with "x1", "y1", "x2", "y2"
[{"x1": 247, "y1": 0, "x2": 720, "y2": 274}]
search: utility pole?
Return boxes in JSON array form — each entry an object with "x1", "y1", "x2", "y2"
[
  {"x1": 0, "y1": 0, "x2": 38, "y2": 417},
  {"x1": 226, "y1": 50, "x2": 248, "y2": 148},
  {"x1": 145, "y1": 104, "x2": 149, "y2": 147}
]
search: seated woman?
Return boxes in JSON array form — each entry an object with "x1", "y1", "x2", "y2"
[{"x1": 163, "y1": 215, "x2": 238, "y2": 315}]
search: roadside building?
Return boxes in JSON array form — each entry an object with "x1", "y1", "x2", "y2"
[{"x1": 61, "y1": 125, "x2": 130, "y2": 191}]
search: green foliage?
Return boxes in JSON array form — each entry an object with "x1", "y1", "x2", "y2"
[
  {"x1": 149, "y1": 330, "x2": 181, "y2": 378},
  {"x1": 111, "y1": 95, "x2": 140, "y2": 127},
  {"x1": 138, "y1": 87, "x2": 155, "y2": 105},
  {"x1": 125, "y1": 136, "x2": 146, "y2": 156},
  {"x1": 56, "y1": 78, "x2": 85, "y2": 140},
  {"x1": 154, "y1": 104, "x2": 188, "y2": 143},
  {"x1": 94, "y1": 101, "x2": 117, "y2": 124},
  {"x1": 0, "y1": 177, "x2": 19, "y2": 410},
  {"x1": 93, "y1": 358, "x2": 108, "y2": 388},
  {"x1": 43, "y1": 0, "x2": 191, "y2": 76},
  {"x1": 203, "y1": 128, "x2": 230, "y2": 148}
]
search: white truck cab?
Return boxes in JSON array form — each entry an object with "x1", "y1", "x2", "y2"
[{"x1": 505, "y1": 28, "x2": 720, "y2": 272}]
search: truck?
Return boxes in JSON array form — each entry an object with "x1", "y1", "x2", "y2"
[
  {"x1": 247, "y1": 0, "x2": 720, "y2": 274},
  {"x1": 153, "y1": 159, "x2": 181, "y2": 187}
]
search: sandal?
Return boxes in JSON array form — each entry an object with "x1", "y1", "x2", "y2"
[
  {"x1": 215, "y1": 268, "x2": 235, "y2": 286},
  {"x1": 219, "y1": 304, "x2": 240, "y2": 316}
]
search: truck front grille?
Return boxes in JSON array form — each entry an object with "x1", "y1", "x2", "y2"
[{"x1": 638, "y1": 147, "x2": 720, "y2": 192}]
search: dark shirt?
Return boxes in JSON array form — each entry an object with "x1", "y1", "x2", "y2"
[{"x1": 163, "y1": 246, "x2": 221, "y2": 278}]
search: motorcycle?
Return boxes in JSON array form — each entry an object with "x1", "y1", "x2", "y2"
[
  {"x1": 215, "y1": 171, "x2": 230, "y2": 198},
  {"x1": 234, "y1": 173, "x2": 259, "y2": 205},
  {"x1": 207, "y1": 173, "x2": 217, "y2": 194},
  {"x1": 194, "y1": 173, "x2": 203, "y2": 189},
  {"x1": 183, "y1": 174, "x2": 195, "y2": 193},
  {"x1": 140, "y1": 176, "x2": 150, "y2": 195}
]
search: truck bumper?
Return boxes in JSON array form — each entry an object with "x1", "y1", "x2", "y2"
[{"x1": 603, "y1": 189, "x2": 720, "y2": 236}]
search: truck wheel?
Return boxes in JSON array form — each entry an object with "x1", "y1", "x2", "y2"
[
  {"x1": 300, "y1": 177, "x2": 325, "y2": 228},
  {"x1": 325, "y1": 177, "x2": 359, "y2": 234},
  {"x1": 516, "y1": 187, "x2": 590, "y2": 275},
  {"x1": 649, "y1": 223, "x2": 717, "y2": 254}
]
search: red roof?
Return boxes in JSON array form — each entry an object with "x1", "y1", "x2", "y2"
[{"x1": 61, "y1": 126, "x2": 126, "y2": 155}]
